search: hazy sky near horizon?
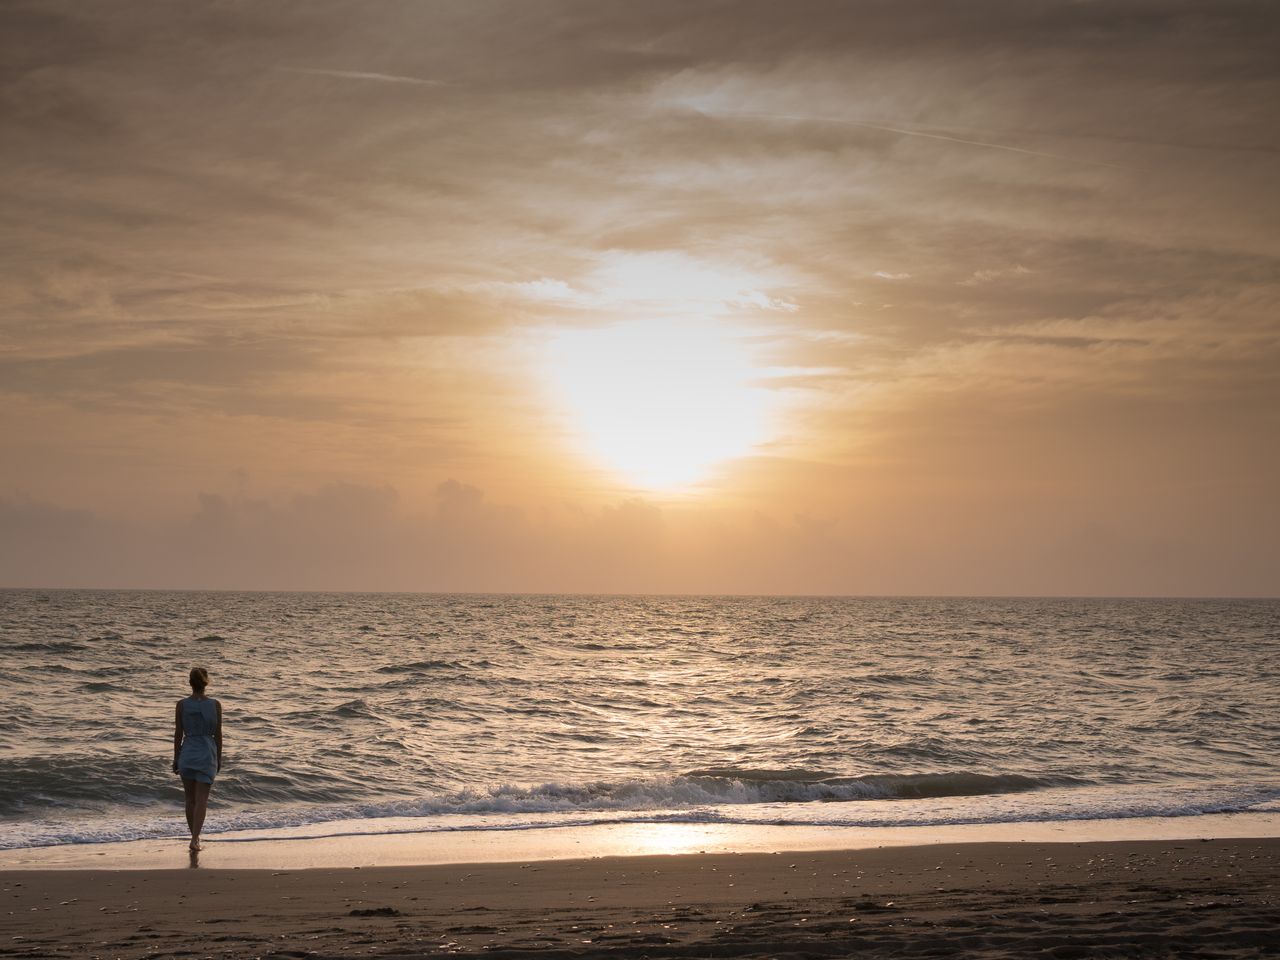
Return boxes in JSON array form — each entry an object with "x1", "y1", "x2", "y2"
[{"x1": 2, "y1": 0, "x2": 1278, "y2": 595}]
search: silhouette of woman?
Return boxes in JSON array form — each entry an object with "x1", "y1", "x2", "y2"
[{"x1": 173, "y1": 666, "x2": 222, "y2": 851}]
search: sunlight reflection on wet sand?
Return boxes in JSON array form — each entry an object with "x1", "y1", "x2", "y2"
[{"x1": 2, "y1": 812, "x2": 1276, "y2": 872}]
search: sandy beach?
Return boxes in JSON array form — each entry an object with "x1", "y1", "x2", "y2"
[
  {"x1": 5, "y1": 0, "x2": 1279, "y2": 955},
  {"x1": 3, "y1": 833, "x2": 1277, "y2": 958}
]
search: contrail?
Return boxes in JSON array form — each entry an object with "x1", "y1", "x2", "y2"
[
  {"x1": 717, "y1": 110, "x2": 1122, "y2": 168},
  {"x1": 278, "y1": 67, "x2": 449, "y2": 87}
]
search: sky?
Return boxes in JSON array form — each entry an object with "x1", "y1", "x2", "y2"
[{"x1": 2, "y1": 0, "x2": 1277, "y2": 596}]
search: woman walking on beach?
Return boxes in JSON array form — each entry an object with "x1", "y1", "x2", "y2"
[{"x1": 173, "y1": 666, "x2": 222, "y2": 851}]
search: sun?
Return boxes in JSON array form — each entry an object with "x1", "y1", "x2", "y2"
[{"x1": 543, "y1": 318, "x2": 773, "y2": 490}]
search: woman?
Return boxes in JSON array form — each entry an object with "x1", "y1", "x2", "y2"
[{"x1": 172, "y1": 666, "x2": 222, "y2": 851}]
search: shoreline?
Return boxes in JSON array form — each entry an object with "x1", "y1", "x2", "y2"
[
  {"x1": 2, "y1": 809, "x2": 1277, "y2": 871},
  {"x1": 3, "y1": 836, "x2": 1276, "y2": 958}
]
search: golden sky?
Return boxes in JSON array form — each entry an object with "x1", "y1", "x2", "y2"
[{"x1": 2, "y1": 1, "x2": 1277, "y2": 595}]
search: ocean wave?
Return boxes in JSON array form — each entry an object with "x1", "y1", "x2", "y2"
[
  {"x1": 0, "y1": 755, "x2": 171, "y2": 816},
  {"x1": 3, "y1": 780, "x2": 1278, "y2": 851},
  {"x1": 457, "y1": 770, "x2": 1088, "y2": 809},
  {"x1": 375, "y1": 659, "x2": 465, "y2": 674},
  {"x1": 76, "y1": 681, "x2": 129, "y2": 693},
  {"x1": 0, "y1": 753, "x2": 372, "y2": 816},
  {"x1": 328, "y1": 698, "x2": 382, "y2": 720},
  {"x1": 683, "y1": 768, "x2": 1081, "y2": 799},
  {"x1": 4, "y1": 641, "x2": 87, "y2": 653},
  {"x1": 0, "y1": 765, "x2": 1056, "y2": 826}
]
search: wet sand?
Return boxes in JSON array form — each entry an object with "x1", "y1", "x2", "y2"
[
  {"x1": 5, "y1": 812, "x2": 1277, "y2": 871},
  {"x1": 3, "y1": 837, "x2": 1277, "y2": 958}
]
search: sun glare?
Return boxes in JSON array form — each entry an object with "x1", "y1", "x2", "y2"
[{"x1": 544, "y1": 318, "x2": 773, "y2": 490}]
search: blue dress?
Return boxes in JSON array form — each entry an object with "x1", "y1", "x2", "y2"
[{"x1": 177, "y1": 696, "x2": 219, "y2": 784}]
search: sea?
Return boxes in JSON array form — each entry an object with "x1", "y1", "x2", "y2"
[{"x1": 1, "y1": 590, "x2": 1278, "y2": 851}]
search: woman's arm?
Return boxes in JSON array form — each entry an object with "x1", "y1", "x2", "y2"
[
  {"x1": 172, "y1": 701, "x2": 183, "y2": 773},
  {"x1": 215, "y1": 700, "x2": 223, "y2": 772}
]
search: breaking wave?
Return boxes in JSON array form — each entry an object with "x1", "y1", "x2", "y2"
[{"x1": 3, "y1": 775, "x2": 1278, "y2": 851}]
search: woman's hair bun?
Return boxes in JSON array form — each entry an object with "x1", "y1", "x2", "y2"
[{"x1": 189, "y1": 666, "x2": 210, "y2": 691}]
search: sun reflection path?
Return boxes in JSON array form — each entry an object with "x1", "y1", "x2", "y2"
[{"x1": 600, "y1": 822, "x2": 778, "y2": 858}]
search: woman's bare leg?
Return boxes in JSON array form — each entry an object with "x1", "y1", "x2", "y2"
[
  {"x1": 191, "y1": 781, "x2": 212, "y2": 847},
  {"x1": 182, "y1": 778, "x2": 197, "y2": 836}
]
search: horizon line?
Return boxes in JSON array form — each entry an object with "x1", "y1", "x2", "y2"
[{"x1": 1, "y1": 586, "x2": 1275, "y2": 601}]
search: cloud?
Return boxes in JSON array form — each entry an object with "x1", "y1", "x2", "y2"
[
  {"x1": 493, "y1": 252, "x2": 798, "y2": 316},
  {"x1": 501, "y1": 278, "x2": 585, "y2": 305},
  {"x1": 3, "y1": 466, "x2": 1275, "y2": 596},
  {"x1": 959, "y1": 264, "x2": 1031, "y2": 286},
  {"x1": 277, "y1": 67, "x2": 450, "y2": 87},
  {"x1": 692, "y1": 110, "x2": 1124, "y2": 168},
  {"x1": 1, "y1": 1, "x2": 1277, "y2": 595},
  {"x1": 0, "y1": 483, "x2": 675, "y2": 592}
]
